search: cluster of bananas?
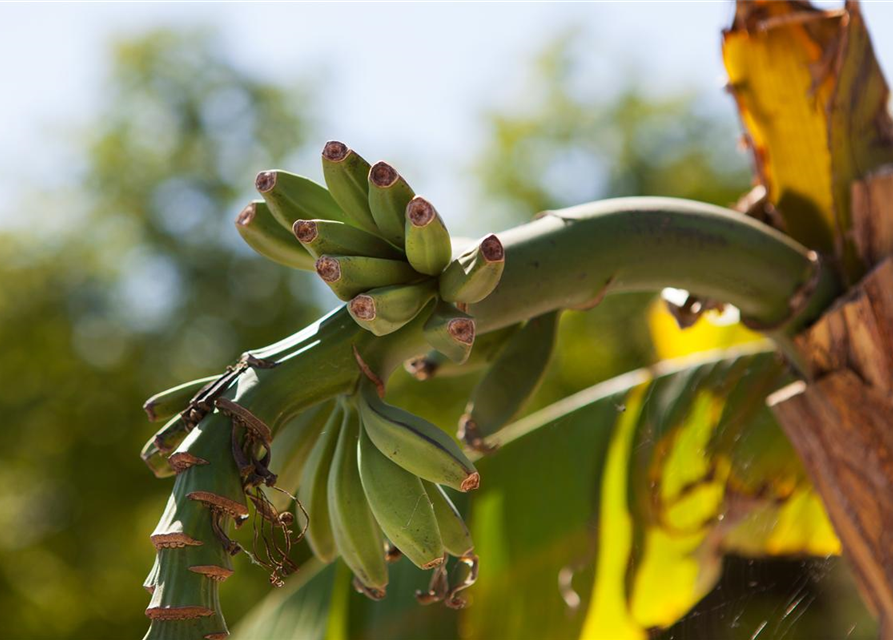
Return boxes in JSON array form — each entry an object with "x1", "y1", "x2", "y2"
[
  {"x1": 232, "y1": 142, "x2": 505, "y2": 600},
  {"x1": 139, "y1": 142, "x2": 567, "y2": 626},
  {"x1": 299, "y1": 381, "x2": 478, "y2": 602},
  {"x1": 142, "y1": 358, "x2": 481, "y2": 608},
  {"x1": 239, "y1": 141, "x2": 505, "y2": 353}
]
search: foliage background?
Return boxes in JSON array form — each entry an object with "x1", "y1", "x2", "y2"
[{"x1": 0, "y1": 9, "x2": 883, "y2": 639}]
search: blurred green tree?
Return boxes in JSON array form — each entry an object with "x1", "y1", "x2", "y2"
[{"x1": 0, "y1": 29, "x2": 321, "y2": 640}]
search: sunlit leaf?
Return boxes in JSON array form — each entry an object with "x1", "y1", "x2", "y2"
[
  {"x1": 722, "y1": 1, "x2": 893, "y2": 274},
  {"x1": 648, "y1": 298, "x2": 761, "y2": 361}
]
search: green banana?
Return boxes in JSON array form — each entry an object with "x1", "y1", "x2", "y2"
[
  {"x1": 297, "y1": 403, "x2": 343, "y2": 563},
  {"x1": 405, "y1": 322, "x2": 522, "y2": 380},
  {"x1": 255, "y1": 170, "x2": 348, "y2": 228},
  {"x1": 423, "y1": 481, "x2": 474, "y2": 557},
  {"x1": 236, "y1": 201, "x2": 316, "y2": 271},
  {"x1": 141, "y1": 437, "x2": 174, "y2": 479},
  {"x1": 143, "y1": 375, "x2": 217, "y2": 422},
  {"x1": 294, "y1": 219, "x2": 402, "y2": 260},
  {"x1": 358, "y1": 424, "x2": 445, "y2": 569},
  {"x1": 327, "y1": 400, "x2": 389, "y2": 596},
  {"x1": 152, "y1": 415, "x2": 191, "y2": 455},
  {"x1": 348, "y1": 281, "x2": 437, "y2": 336},
  {"x1": 423, "y1": 301, "x2": 475, "y2": 363},
  {"x1": 140, "y1": 413, "x2": 194, "y2": 479},
  {"x1": 368, "y1": 161, "x2": 414, "y2": 246},
  {"x1": 321, "y1": 141, "x2": 379, "y2": 235},
  {"x1": 461, "y1": 312, "x2": 559, "y2": 445},
  {"x1": 356, "y1": 382, "x2": 479, "y2": 492},
  {"x1": 404, "y1": 196, "x2": 452, "y2": 276},
  {"x1": 271, "y1": 401, "x2": 334, "y2": 512},
  {"x1": 439, "y1": 234, "x2": 505, "y2": 304},
  {"x1": 315, "y1": 255, "x2": 420, "y2": 301}
]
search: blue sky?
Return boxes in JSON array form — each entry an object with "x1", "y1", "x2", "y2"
[{"x1": 2, "y1": 2, "x2": 893, "y2": 230}]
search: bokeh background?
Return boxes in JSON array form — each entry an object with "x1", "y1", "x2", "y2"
[{"x1": 1, "y1": 3, "x2": 891, "y2": 639}]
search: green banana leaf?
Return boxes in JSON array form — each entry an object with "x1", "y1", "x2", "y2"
[{"x1": 233, "y1": 344, "x2": 837, "y2": 640}]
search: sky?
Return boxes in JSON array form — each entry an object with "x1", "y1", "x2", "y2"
[{"x1": 2, "y1": 2, "x2": 893, "y2": 230}]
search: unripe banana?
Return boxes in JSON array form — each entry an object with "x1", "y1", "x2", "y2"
[
  {"x1": 298, "y1": 403, "x2": 343, "y2": 563},
  {"x1": 405, "y1": 323, "x2": 522, "y2": 380},
  {"x1": 293, "y1": 219, "x2": 402, "y2": 260},
  {"x1": 368, "y1": 161, "x2": 414, "y2": 246},
  {"x1": 462, "y1": 312, "x2": 559, "y2": 445},
  {"x1": 143, "y1": 375, "x2": 217, "y2": 422},
  {"x1": 152, "y1": 415, "x2": 191, "y2": 455},
  {"x1": 439, "y1": 234, "x2": 505, "y2": 304},
  {"x1": 348, "y1": 281, "x2": 437, "y2": 336},
  {"x1": 423, "y1": 481, "x2": 474, "y2": 557},
  {"x1": 357, "y1": 425, "x2": 445, "y2": 569},
  {"x1": 236, "y1": 201, "x2": 316, "y2": 271},
  {"x1": 423, "y1": 301, "x2": 475, "y2": 363},
  {"x1": 356, "y1": 382, "x2": 480, "y2": 492},
  {"x1": 404, "y1": 196, "x2": 452, "y2": 276},
  {"x1": 327, "y1": 400, "x2": 389, "y2": 596},
  {"x1": 270, "y1": 401, "x2": 334, "y2": 513},
  {"x1": 141, "y1": 436, "x2": 174, "y2": 479},
  {"x1": 255, "y1": 170, "x2": 349, "y2": 228},
  {"x1": 140, "y1": 415, "x2": 191, "y2": 478},
  {"x1": 321, "y1": 141, "x2": 380, "y2": 235},
  {"x1": 315, "y1": 255, "x2": 420, "y2": 301}
]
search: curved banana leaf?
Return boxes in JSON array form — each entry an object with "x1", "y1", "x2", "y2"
[{"x1": 233, "y1": 344, "x2": 836, "y2": 640}]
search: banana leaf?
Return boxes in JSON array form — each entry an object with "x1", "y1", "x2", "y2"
[{"x1": 233, "y1": 344, "x2": 837, "y2": 640}]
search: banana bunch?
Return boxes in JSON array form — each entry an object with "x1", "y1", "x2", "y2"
[
  {"x1": 298, "y1": 384, "x2": 477, "y2": 601},
  {"x1": 251, "y1": 141, "x2": 505, "y2": 360}
]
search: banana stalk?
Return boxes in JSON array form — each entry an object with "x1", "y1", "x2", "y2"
[
  {"x1": 469, "y1": 198, "x2": 838, "y2": 335},
  {"x1": 231, "y1": 197, "x2": 839, "y2": 419},
  {"x1": 144, "y1": 407, "x2": 244, "y2": 639}
]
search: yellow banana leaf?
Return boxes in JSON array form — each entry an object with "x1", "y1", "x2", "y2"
[{"x1": 723, "y1": 1, "x2": 893, "y2": 277}]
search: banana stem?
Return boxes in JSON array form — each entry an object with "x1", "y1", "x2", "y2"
[
  {"x1": 470, "y1": 197, "x2": 838, "y2": 333},
  {"x1": 235, "y1": 197, "x2": 840, "y2": 430}
]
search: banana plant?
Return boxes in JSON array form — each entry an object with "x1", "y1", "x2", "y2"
[{"x1": 138, "y1": 2, "x2": 893, "y2": 638}]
